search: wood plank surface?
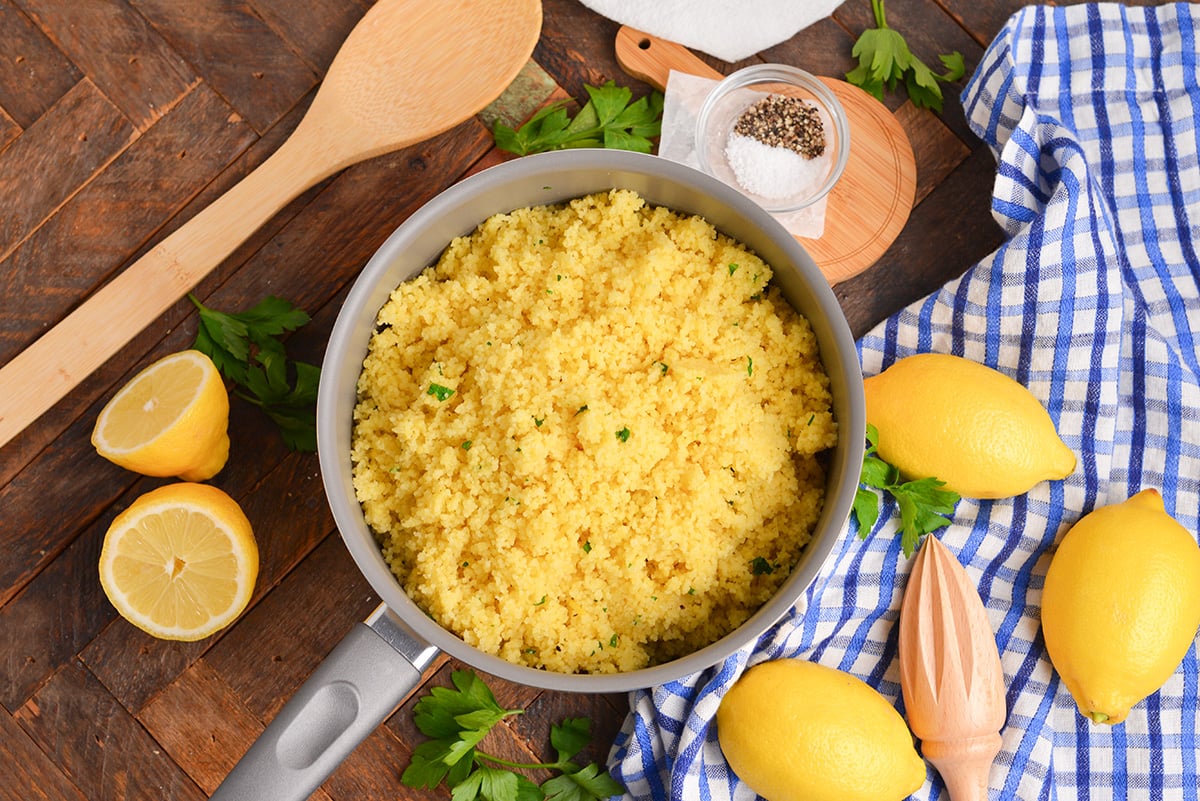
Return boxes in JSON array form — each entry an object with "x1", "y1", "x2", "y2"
[
  {"x1": 0, "y1": 0, "x2": 1089, "y2": 798},
  {"x1": 0, "y1": 0, "x2": 81, "y2": 129},
  {"x1": 17, "y1": 0, "x2": 198, "y2": 131},
  {"x1": 0, "y1": 78, "x2": 134, "y2": 259},
  {"x1": 129, "y1": 0, "x2": 319, "y2": 134},
  {"x1": 0, "y1": 81, "x2": 256, "y2": 364}
]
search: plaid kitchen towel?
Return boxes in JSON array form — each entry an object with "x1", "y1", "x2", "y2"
[{"x1": 610, "y1": 3, "x2": 1200, "y2": 800}]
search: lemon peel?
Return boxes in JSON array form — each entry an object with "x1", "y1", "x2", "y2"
[
  {"x1": 717, "y1": 659, "x2": 925, "y2": 801},
  {"x1": 1041, "y1": 489, "x2": 1200, "y2": 724},
  {"x1": 863, "y1": 353, "x2": 1075, "y2": 499}
]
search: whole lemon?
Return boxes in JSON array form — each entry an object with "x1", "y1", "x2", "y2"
[
  {"x1": 1041, "y1": 489, "x2": 1200, "y2": 724},
  {"x1": 717, "y1": 659, "x2": 925, "y2": 801},
  {"x1": 864, "y1": 353, "x2": 1075, "y2": 498}
]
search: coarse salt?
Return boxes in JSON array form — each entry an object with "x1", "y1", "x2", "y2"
[{"x1": 725, "y1": 132, "x2": 830, "y2": 201}]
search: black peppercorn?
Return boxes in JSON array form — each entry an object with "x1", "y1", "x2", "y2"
[{"x1": 732, "y1": 94, "x2": 826, "y2": 159}]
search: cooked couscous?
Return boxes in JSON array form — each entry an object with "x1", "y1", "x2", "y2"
[{"x1": 351, "y1": 189, "x2": 836, "y2": 674}]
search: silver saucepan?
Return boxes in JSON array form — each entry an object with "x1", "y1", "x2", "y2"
[{"x1": 211, "y1": 149, "x2": 865, "y2": 800}]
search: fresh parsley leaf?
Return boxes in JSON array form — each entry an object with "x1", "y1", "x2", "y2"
[
  {"x1": 403, "y1": 670, "x2": 624, "y2": 801},
  {"x1": 852, "y1": 485, "x2": 881, "y2": 533},
  {"x1": 448, "y1": 753, "x2": 478, "y2": 788},
  {"x1": 412, "y1": 671, "x2": 506, "y2": 738},
  {"x1": 893, "y1": 477, "x2": 957, "y2": 556},
  {"x1": 414, "y1": 670, "x2": 513, "y2": 741},
  {"x1": 513, "y1": 775, "x2": 546, "y2": 801},
  {"x1": 846, "y1": 0, "x2": 965, "y2": 113},
  {"x1": 494, "y1": 104, "x2": 571, "y2": 154},
  {"x1": 456, "y1": 708, "x2": 514, "y2": 735},
  {"x1": 938, "y1": 51, "x2": 966, "y2": 83},
  {"x1": 454, "y1": 668, "x2": 500, "y2": 706},
  {"x1": 226, "y1": 295, "x2": 311, "y2": 333},
  {"x1": 854, "y1": 423, "x2": 960, "y2": 556},
  {"x1": 450, "y1": 768, "x2": 486, "y2": 801},
  {"x1": 550, "y1": 718, "x2": 592, "y2": 764},
  {"x1": 494, "y1": 81, "x2": 663, "y2": 156},
  {"x1": 750, "y1": 556, "x2": 776, "y2": 575},
  {"x1": 859, "y1": 453, "x2": 898, "y2": 487},
  {"x1": 402, "y1": 740, "x2": 456, "y2": 789},
  {"x1": 455, "y1": 766, "x2": 522, "y2": 801},
  {"x1": 541, "y1": 762, "x2": 625, "y2": 801},
  {"x1": 188, "y1": 294, "x2": 320, "y2": 451},
  {"x1": 439, "y1": 727, "x2": 480, "y2": 768}
]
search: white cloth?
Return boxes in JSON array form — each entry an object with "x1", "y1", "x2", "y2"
[{"x1": 577, "y1": 0, "x2": 846, "y2": 62}]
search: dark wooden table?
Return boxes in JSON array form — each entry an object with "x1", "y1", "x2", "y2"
[{"x1": 0, "y1": 1, "x2": 1123, "y2": 798}]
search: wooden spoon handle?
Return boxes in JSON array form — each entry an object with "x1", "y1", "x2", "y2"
[
  {"x1": 0, "y1": 136, "x2": 327, "y2": 447},
  {"x1": 0, "y1": 0, "x2": 541, "y2": 449}
]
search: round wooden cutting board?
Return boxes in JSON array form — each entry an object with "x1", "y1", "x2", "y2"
[{"x1": 615, "y1": 26, "x2": 917, "y2": 286}]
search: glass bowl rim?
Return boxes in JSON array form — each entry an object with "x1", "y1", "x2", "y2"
[{"x1": 695, "y1": 63, "x2": 851, "y2": 213}]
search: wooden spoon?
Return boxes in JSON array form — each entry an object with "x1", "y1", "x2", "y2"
[{"x1": 0, "y1": 0, "x2": 541, "y2": 448}]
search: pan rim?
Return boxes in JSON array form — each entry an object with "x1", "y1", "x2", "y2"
[{"x1": 316, "y1": 148, "x2": 865, "y2": 693}]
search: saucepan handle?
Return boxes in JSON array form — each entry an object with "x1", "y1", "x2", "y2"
[{"x1": 210, "y1": 603, "x2": 440, "y2": 801}]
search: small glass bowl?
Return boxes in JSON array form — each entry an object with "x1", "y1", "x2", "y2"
[{"x1": 695, "y1": 64, "x2": 850, "y2": 214}]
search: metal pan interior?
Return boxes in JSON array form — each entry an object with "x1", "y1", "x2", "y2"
[{"x1": 316, "y1": 148, "x2": 864, "y2": 693}]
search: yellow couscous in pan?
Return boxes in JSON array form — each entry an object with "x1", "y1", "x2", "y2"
[{"x1": 213, "y1": 149, "x2": 865, "y2": 799}]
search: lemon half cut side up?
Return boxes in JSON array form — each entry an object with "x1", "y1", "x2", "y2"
[{"x1": 98, "y1": 483, "x2": 258, "y2": 642}]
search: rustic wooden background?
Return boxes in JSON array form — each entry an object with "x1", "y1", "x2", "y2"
[{"x1": 0, "y1": 0, "x2": 1156, "y2": 798}]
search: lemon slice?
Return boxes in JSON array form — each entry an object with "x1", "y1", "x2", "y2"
[
  {"x1": 91, "y1": 349, "x2": 230, "y2": 481},
  {"x1": 99, "y1": 483, "x2": 258, "y2": 641}
]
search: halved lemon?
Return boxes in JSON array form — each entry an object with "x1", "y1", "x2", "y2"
[
  {"x1": 98, "y1": 482, "x2": 258, "y2": 641},
  {"x1": 91, "y1": 349, "x2": 230, "y2": 481}
]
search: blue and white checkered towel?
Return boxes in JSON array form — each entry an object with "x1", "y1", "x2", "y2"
[{"x1": 610, "y1": 4, "x2": 1200, "y2": 799}]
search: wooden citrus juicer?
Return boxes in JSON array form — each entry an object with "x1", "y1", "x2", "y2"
[
  {"x1": 899, "y1": 535, "x2": 1008, "y2": 801},
  {"x1": 0, "y1": 0, "x2": 542, "y2": 448}
]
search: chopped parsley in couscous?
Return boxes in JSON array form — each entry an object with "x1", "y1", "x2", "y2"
[{"x1": 351, "y1": 189, "x2": 836, "y2": 674}]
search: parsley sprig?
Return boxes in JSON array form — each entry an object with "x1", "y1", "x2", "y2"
[
  {"x1": 188, "y1": 294, "x2": 320, "y2": 452},
  {"x1": 494, "y1": 81, "x2": 663, "y2": 156},
  {"x1": 846, "y1": 0, "x2": 965, "y2": 113},
  {"x1": 402, "y1": 669, "x2": 624, "y2": 801},
  {"x1": 852, "y1": 424, "x2": 960, "y2": 557}
]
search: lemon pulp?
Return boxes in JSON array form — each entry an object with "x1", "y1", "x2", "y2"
[
  {"x1": 92, "y1": 350, "x2": 230, "y2": 481},
  {"x1": 98, "y1": 483, "x2": 258, "y2": 641}
]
